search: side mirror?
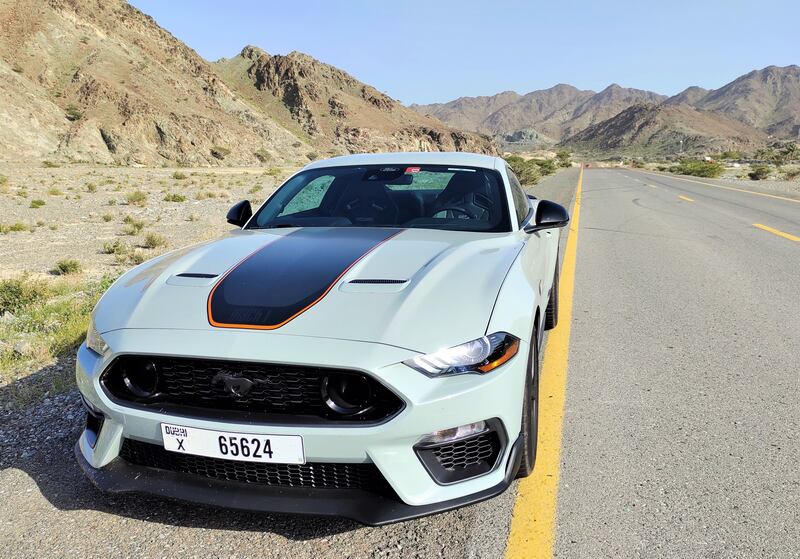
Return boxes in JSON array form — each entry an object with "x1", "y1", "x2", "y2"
[
  {"x1": 524, "y1": 200, "x2": 569, "y2": 233},
  {"x1": 226, "y1": 200, "x2": 252, "y2": 228}
]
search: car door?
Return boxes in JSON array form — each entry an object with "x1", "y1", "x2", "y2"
[{"x1": 506, "y1": 167, "x2": 556, "y2": 328}]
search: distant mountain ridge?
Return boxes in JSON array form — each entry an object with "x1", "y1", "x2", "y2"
[{"x1": 412, "y1": 65, "x2": 800, "y2": 155}]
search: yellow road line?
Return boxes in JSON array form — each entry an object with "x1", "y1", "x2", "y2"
[
  {"x1": 753, "y1": 223, "x2": 800, "y2": 242},
  {"x1": 637, "y1": 170, "x2": 800, "y2": 204},
  {"x1": 678, "y1": 195, "x2": 695, "y2": 202},
  {"x1": 505, "y1": 167, "x2": 583, "y2": 559}
]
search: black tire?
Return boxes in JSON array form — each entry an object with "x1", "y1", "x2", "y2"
[
  {"x1": 544, "y1": 257, "x2": 560, "y2": 330},
  {"x1": 516, "y1": 326, "x2": 540, "y2": 478}
]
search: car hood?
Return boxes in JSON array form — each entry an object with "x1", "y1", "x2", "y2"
[{"x1": 95, "y1": 227, "x2": 523, "y2": 353}]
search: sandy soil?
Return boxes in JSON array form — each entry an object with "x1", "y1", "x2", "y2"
[{"x1": 0, "y1": 164, "x2": 294, "y2": 278}]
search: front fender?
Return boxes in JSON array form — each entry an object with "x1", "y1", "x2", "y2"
[{"x1": 485, "y1": 254, "x2": 544, "y2": 346}]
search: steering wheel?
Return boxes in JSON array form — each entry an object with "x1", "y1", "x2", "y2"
[{"x1": 432, "y1": 206, "x2": 478, "y2": 219}]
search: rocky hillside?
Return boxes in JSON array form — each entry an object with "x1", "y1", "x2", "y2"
[
  {"x1": 214, "y1": 47, "x2": 494, "y2": 156},
  {"x1": 0, "y1": 0, "x2": 493, "y2": 165},
  {"x1": 412, "y1": 65, "x2": 799, "y2": 155},
  {"x1": 562, "y1": 103, "x2": 767, "y2": 156},
  {"x1": 412, "y1": 83, "x2": 665, "y2": 143},
  {"x1": 688, "y1": 65, "x2": 800, "y2": 138}
]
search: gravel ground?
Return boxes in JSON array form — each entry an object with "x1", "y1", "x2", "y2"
[
  {"x1": 0, "y1": 164, "x2": 290, "y2": 278},
  {"x1": 0, "y1": 166, "x2": 581, "y2": 559}
]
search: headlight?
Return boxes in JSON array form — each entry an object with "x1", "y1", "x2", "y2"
[
  {"x1": 403, "y1": 332, "x2": 520, "y2": 377},
  {"x1": 85, "y1": 318, "x2": 109, "y2": 356}
]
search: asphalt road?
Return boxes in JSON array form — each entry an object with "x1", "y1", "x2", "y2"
[
  {"x1": 2, "y1": 167, "x2": 797, "y2": 558},
  {"x1": 553, "y1": 169, "x2": 798, "y2": 558}
]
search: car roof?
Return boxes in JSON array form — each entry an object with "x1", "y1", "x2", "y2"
[{"x1": 302, "y1": 151, "x2": 503, "y2": 171}]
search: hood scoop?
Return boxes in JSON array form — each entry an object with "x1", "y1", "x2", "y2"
[
  {"x1": 166, "y1": 272, "x2": 219, "y2": 287},
  {"x1": 340, "y1": 278, "x2": 409, "y2": 293}
]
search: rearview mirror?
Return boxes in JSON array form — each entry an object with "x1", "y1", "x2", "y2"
[
  {"x1": 524, "y1": 200, "x2": 569, "y2": 233},
  {"x1": 226, "y1": 200, "x2": 253, "y2": 228}
]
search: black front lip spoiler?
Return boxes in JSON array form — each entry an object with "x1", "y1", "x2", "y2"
[{"x1": 74, "y1": 435, "x2": 522, "y2": 526}]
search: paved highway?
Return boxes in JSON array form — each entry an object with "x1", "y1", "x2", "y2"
[
  {"x1": 1, "y1": 167, "x2": 797, "y2": 558},
  {"x1": 537, "y1": 168, "x2": 798, "y2": 558}
]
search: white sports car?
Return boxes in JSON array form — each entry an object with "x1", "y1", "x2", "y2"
[{"x1": 75, "y1": 151, "x2": 568, "y2": 525}]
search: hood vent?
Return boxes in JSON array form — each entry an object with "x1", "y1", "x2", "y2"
[
  {"x1": 340, "y1": 278, "x2": 409, "y2": 294},
  {"x1": 176, "y1": 273, "x2": 218, "y2": 279},
  {"x1": 348, "y1": 279, "x2": 407, "y2": 285},
  {"x1": 166, "y1": 272, "x2": 219, "y2": 287}
]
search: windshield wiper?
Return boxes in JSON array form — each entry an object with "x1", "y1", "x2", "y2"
[{"x1": 252, "y1": 223, "x2": 304, "y2": 229}]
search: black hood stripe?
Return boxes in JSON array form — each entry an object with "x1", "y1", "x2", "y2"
[{"x1": 208, "y1": 228, "x2": 403, "y2": 329}]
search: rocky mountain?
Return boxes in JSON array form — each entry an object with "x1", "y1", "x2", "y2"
[
  {"x1": 412, "y1": 84, "x2": 665, "y2": 143},
  {"x1": 689, "y1": 65, "x2": 800, "y2": 139},
  {"x1": 663, "y1": 86, "x2": 710, "y2": 107},
  {"x1": 214, "y1": 47, "x2": 495, "y2": 156},
  {"x1": 413, "y1": 65, "x2": 800, "y2": 155},
  {"x1": 0, "y1": 0, "x2": 493, "y2": 165},
  {"x1": 562, "y1": 103, "x2": 767, "y2": 156}
]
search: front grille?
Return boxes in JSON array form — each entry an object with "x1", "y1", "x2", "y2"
[
  {"x1": 431, "y1": 432, "x2": 500, "y2": 471},
  {"x1": 101, "y1": 356, "x2": 404, "y2": 424},
  {"x1": 119, "y1": 439, "x2": 392, "y2": 492}
]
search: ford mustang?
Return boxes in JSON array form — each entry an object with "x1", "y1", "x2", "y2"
[{"x1": 75, "y1": 151, "x2": 569, "y2": 525}]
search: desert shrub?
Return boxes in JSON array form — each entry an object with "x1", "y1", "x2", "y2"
[
  {"x1": 748, "y1": 165, "x2": 772, "y2": 180},
  {"x1": 248, "y1": 185, "x2": 263, "y2": 194},
  {"x1": 48, "y1": 187, "x2": 63, "y2": 196},
  {"x1": 782, "y1": 167, "x2": 800, "y2": 181},
  {"x1": 163, "y1": 193, "x2": 187, "y2": 202},
  {"x1": 631, "y1": 160, "x2": 645, "y2": 169},
  {"x1": 102, "y1": 213, "x2": 114, "y2": 222},
  {"x1": 306, "y1": 152, "x2": 319, "y2": 161},
  {"x1": 86, "y1": 183, "x2": 97, "y2": 193},
  {"x1": 42, "y1": 161, "x2": 60, "y2": 168},
  {"x1": 12, "y1": 63, "x2": 23, "y2": 73},
  {"x1": 555, "y1": 149, "x2": 572, "y2": 168},
  {"x1": 187, "y1": 213, "x2": 198, "y2": 222},
  {"x1": 53, "y1": 259, "x2": 82, "y2": 275},
  {"x1": 129, "y1": 249, "x2": 147, "y2": 264},
  {"x1": 0, "y1": 175, "x2": 7, "y2": 186},
  {"x1": 172, "y1": 171, "x2": 187, "y2": 180},
  {"x1": 672, "y1": 160, "x2": 724, "y2": 178},
  {"x1": 531, "y1": 158, "x2": 557, "y2": 176},
  {"x1": 210, "y1": 146, "x2": 231, "y2": 160},
  {"x1": 126, "y1": 190, "x2": 147, "y2": 206},
  {"x1": 504, "y1": 155, "x2": 541, "y2": 185},
  {"x1": 65, "y1": 104, "x2": 83, "y2": 122},
  {"x1": 121, "y1": 216, "x2": 145, "y2": 234},
  {"x1": 29, "y1": 199, "x2": 46, "y2": 209},
  {"x1": 102, "y1": 239, "x2": 128, "y2": 255},
  {"x1": 717, "y1": 150, "x2": 741, "y2": 160},
  {"x1": 292, "y1": 142, "x2": 302, "y2": 148},
  {"x1": 254, "y1": 149, "x2": 271, "y2": 163},
  {"x1": 142, "y1": 233, "x2": 166, "y2": 249},
  {"x1": 0, "y1": 277, "x2": 49, "y2": 314}
]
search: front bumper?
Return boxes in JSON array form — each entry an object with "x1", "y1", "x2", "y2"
[
  {"x1": 75, "y1": 435, "x2": 522, "y2": 526},
  {"x1": 75, "y1": 328, "x2": 528, "y2": 523}
]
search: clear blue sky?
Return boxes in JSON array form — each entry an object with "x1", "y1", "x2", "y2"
[{"x1": 129, "y1": 0, "x2": 800, "y2": 105}]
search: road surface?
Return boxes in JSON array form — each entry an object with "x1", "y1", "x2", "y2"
[{"x1": 1, "y1": 167, "x2": 797, "y2": 558}]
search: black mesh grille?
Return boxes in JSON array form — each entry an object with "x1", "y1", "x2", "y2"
[
  {"x1": 119, "y1": 439, "x2": 391, "y2": 492},
  {"x1": 431, "y1": 432, "x2": 500, "y2": 471},
  {"x1": 101, "y1": 356, "x2": 403, "y2": 423}
]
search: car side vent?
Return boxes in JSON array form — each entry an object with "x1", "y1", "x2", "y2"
[
  {"x1": 176, "y1": 273, "x2": 218, "y2": 278},
  {"x1": 348, "y1": 279, "x2": 408, "y2": 285}
]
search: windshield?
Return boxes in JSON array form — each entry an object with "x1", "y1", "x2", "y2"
[{"x1": 248, "y1": 164, "x2": 511, "y2": 232}]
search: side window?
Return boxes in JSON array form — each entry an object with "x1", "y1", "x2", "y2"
[
  {"x1": 506, "y1": 167, "x2": 530, "y2": 225},
  {"x1": 278, "y1": 175, "x2": 334, "y2": 216}
]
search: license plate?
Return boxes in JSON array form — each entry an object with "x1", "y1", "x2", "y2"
[{"x1": 160, "y1": 423, "x2": 305, "y2": 464}]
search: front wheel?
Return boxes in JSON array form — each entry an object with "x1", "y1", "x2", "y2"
[{"x1": 516, "y1": 327, "x2": 540, "y2": 478}]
